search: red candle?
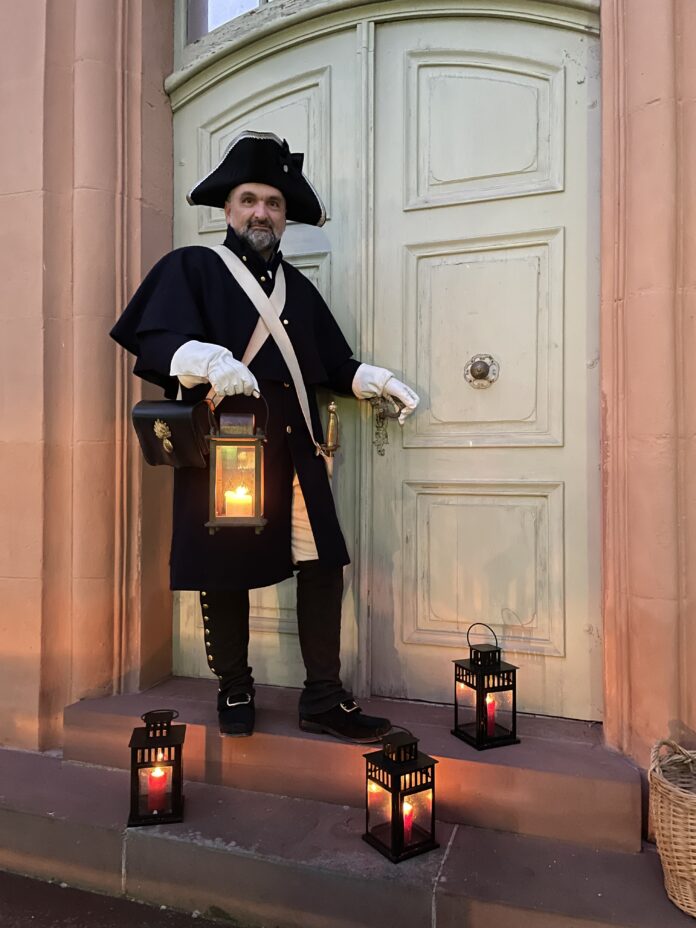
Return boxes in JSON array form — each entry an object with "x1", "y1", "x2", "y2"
[
  {"x1": 147, "y1": 766, "x2": 167, "y2": 813},
  {"x1": 486, "y1": 694, "x2": 496, "y2": 736},
  {"x1": 403, "y1": 800, "x2": 414, "y2": 844}
]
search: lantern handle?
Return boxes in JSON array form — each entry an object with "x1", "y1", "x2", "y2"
[
  {"x1": 140, "y1": 709, "x2": 180, "y2": 723},
  {"x1": 204, "y1": 398, "x2": 218, "y2": 435},
  {"x1": 254, "y1": 392, "x2": 270, "y2": 437},
  {"x1": 466, "y1": 623, "x2": 498, "y2": 648},
  {"x1": 205, "y1": 393, "x2": 270, "y2": 438}
]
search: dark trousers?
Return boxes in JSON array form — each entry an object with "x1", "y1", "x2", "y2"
[{"x1": 199, "y1": 560, "x2": 349, "y2": 715}]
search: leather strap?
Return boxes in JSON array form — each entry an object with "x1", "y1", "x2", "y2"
[
  {"x1": 240, "y1": 265, "x2": 286, "y2": 366},
  {"x1": 203, "y1": 267, "x2": 285, "y2": 411},
  {"x1": 208, "y1": 244, "x2": 327, "y2": 458}
]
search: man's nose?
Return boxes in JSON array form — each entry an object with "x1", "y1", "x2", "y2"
[{"x1": 252, "y1": 201, "x2": 270, "y2": 220}]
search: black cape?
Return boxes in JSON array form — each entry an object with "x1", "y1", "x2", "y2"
[{"x1": 111, "y1": 229, "x2": 360, "y2": 591}]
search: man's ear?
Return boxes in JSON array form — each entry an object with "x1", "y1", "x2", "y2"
[{"x1": 223, "y1": 190, "x2": 234, "y2": 225}]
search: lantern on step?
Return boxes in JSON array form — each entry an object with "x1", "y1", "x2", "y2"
[
  {"x1": 363, "y1": 732, "x2": 438, "y2": 863},
  {"x1": 206, "y1": 410, "x2": 267, "y2": 534},
  {"x1": 452, "y1": 623, "x2": 519, "y2": 750},
  {"x1": 128, "y1": 709, "x2": 186, "y2": 827}
]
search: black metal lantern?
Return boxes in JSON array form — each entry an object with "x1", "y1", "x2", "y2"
[
  {"x1": 363, "y1": 732, "x2": 438, "y2": 863},
  {"x1": 452, "y1": 623, "x2": 519, "y2": 750},
  {"x1": 206, "y1": 411, "x2": 267, "y2": 534},
  {"x1": 128, "y1": 709, "x2": 186, "y2": 827}
]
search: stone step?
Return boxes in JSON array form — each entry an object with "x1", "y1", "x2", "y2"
[
  {"x1": 63, "y1": 678, "x2": 642, "y2": 853},
  {"x1": 0, "y1": 746, "x2": 690, "y2": 928}
]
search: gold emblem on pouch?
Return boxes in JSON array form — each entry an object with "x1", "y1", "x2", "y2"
[{"x1": 153, "y1": 419, "x2": 174, "y2": 453}]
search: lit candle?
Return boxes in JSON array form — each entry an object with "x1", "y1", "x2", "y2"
[
  {"x1": 147, "y1": 766, "x2": 167, "y2": 813},
  {"x1": 224, "y1": 485, "x2": 253, "y2": 517},
  {"x1": 403, "y1": 800, "x2": 414, "y2": 844},
  {"x1": 486, "y1": 693, "x2": 496, "y2": 736}
]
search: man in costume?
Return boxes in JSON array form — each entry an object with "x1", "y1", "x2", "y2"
[{"x1": 111, "y1": 132, "x2": 419, "y2": 742}]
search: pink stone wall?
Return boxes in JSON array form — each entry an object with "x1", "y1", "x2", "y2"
[
  {"x1": 601, "y1": 0, "x2": 696, "y2": 764},
  {"x1": 0, "y1": 0, "x2": 50, "y2": 748},
  {"x1": 0, "y1": 0, "x2": 173, "y2": 750}
]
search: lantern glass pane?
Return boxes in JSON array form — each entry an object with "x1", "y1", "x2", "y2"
[
  {"x1": 214, "y1": 444, "x2": 257, "y2": 518},
  {"x1": 455, "y1": 680, "x2": 476, "y2": 731},
  {"x1": 138, "y1": 764, "x2": 174, "y2": 817},
  {"x1": 402, "y1": 789, "x2": 433, "y2": 848},
  {"x1": 484, "y1": 689, "x2": 514, "y2": 738},
  {"x1": 367, "y1": 781, "x2": 392, "y2": 845}
]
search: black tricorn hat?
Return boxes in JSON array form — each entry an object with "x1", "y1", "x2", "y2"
[{"x1": 187, "y1": 131, "x2": 326, "y2": 227}]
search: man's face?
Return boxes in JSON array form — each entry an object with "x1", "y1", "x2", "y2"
[{"x1": 224, "y1": 183, "x2": 287, "y2": 258}]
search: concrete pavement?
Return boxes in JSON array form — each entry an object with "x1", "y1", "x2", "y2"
[{"x1": 0, "y1": 869, "x2": 229, "y2": 927}]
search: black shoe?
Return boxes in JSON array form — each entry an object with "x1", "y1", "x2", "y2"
[
  {"x1": 299, "y1": 699, "x2": 392, "y2": 743},
  {"x1": 217, "y1": 691, "x2": 255, "y2": 737}
]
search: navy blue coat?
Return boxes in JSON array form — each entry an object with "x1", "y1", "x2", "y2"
[{"x1": 111, "y1": 229, "x2": 360, "y2": 591}]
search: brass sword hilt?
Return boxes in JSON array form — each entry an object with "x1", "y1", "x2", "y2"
[{"x1": 321, "y1": 400, "x2": 340, "y2": 456}]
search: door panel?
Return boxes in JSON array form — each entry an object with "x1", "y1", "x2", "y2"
[
  {"x1": 404, "y1": 51, "x2": 564, "y2": 208},
  {"x1": 404, "y1": 228, "x2": 563, "y2": 446},
  {"x1": 173, "y1": 29, "x2": 360, "y2": 688},
  {"x1": 370, "y1": 17, "x2": 601, "y2": 718}
]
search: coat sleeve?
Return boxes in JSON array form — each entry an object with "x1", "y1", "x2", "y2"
[
  {"x1": 110, "y1": 249, "x2": 209, "y2": 398},
  {"x1": 311, "y1": 290, "x2": 361, "y2": 395}
]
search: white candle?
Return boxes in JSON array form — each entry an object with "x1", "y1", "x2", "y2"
[{"x1": 224, "y1": 486, "x2": 253, "y2": 517}]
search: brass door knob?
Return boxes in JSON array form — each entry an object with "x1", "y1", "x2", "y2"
[
  {"x1": 464, "y1": 354, "x2": 500, "y2": 389},
  {"x1": 470, "y1": 359, "x2": 490, "y2": 380}
]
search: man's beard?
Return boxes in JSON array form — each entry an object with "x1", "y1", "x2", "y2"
[{"x1": 239, "y1": 222, "x2": 279, "y2": 255}]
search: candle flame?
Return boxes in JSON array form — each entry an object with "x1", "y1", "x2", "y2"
[
  {"x1": 225, "y1": 486, "x2": 251, "y2": 501},
  {"x1": 368, "y1": 782, "x2": 380, "y2": 794},
  {"x1": 402, "y1": 801, "x2": 413, "y2": 814},
  {"x1": 151, "y1": 766, "x2": 165, "y2": 779},
  {"x1": 486, "y1": 693, "x2": 495, "y2": 705}
]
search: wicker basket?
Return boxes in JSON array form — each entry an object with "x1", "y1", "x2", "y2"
[{"x1": 650, "y1": 739, "x2": 696, "y2": 918}]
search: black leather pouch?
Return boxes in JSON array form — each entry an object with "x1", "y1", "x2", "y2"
[{"x1": 131, "y1": 399, "x2": 214, "y2": 468}]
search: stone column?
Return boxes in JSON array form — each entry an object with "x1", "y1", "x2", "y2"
[
  {"x1": 117, "y1": 0, "x2": 175, "y2": 697},
  {"x1": 0, "y1": 0, "x2": 50, "y2": 748},
  {"x1": 601, "y1": 0, "x2": 696, "y2": 764},
  {"x1": 0, "y1": 0, "x2": 173, "y2": 750},
  {"x1": 677, "y1": 0, "x2": 696, "y2": 740}
]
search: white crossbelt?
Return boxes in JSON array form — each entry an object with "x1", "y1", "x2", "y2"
[
  {"x1": 208, "y1": 244, "x2": 328, "y2": 460},
  {"x1": 208, "y1": 245, "x2": 322, "y2": 561},
  {"x1": 240, "y1": 263, "x2": 285, "y2": 365}
]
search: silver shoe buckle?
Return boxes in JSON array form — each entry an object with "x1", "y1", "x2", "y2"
[{"x1": 226, "y1": 694, "x2": 251, "y2": 708}]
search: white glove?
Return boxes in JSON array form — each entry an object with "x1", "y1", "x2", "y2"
[
  {"x1": 170, "y1": 340, "x2": 259, "y2": 397},
  {"x1": 384, "y1": 376, "x2": 420, "y2": 425},
  {"x1": 208, "y1": 353, "x2": 259, "y2": 397},
  {"x1": 352, "y1": 363, "x2": 419, "y2": 425}
]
